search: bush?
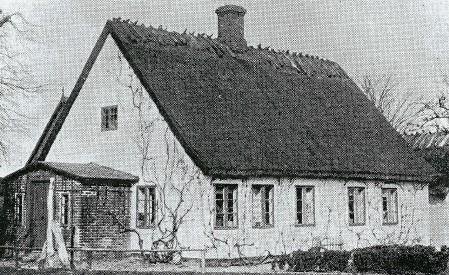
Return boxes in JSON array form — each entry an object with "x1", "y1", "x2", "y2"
[
  {"x1": 287, "y1": 248, "x2": 351, "y2": 272},
  {"x1": 353, "y1": 245, "x2": 449, "y2": 274}
]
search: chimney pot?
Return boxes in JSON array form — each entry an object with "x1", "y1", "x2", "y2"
[{"x1": 215, "y1": 5, "x2": 247, "y2": 51}]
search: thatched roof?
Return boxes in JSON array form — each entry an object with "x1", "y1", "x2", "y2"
[{"x1": 28, "y1": 18, "x2": 436, "y2": 182}]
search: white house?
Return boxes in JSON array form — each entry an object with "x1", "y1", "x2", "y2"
[{"x1": 1, "y1": 5, "x2": 436, "y2": 259}]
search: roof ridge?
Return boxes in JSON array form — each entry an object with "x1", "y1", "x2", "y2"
[{"x1": 110, "y1": 18, "x2": 350, "y2": 79}]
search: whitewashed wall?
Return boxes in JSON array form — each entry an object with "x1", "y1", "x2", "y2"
[
  {"x1": 429, "y1": 200, "x2": 449, "y2": 249},
  {"x1": 45, "y1": 35, "x2": 431, "y2": 258},
  {"x1": 201, "y1": 178, "x2": 429, "y2": 258}
]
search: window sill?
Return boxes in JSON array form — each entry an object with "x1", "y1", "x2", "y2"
[
  {"x1": 382, "y1": 222, "x2": 398, "y2": 226},
  {"x1": 101, "y1": 128, "x2": 118, "y2": 132},
  {"x1": 294, "y1": 223, "x2": 315, "y2": 227},
  {"x1": 214, "y1": 226, "x2": 238, "y2": 230},
  {"x1": 252, "y1": 225, "x2": 274, "y2": 229},
  {"x1": 349, "y1": 223, "x2": 366, "y2": 226}
]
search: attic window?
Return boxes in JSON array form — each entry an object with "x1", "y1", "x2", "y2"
[{"x1": 101, "y1": 105, "x2": 118, "y2": 131}]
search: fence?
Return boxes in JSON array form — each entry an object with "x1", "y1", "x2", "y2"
[{"x1": 0, "y1": 245, "x2": 207, "y2": 273}]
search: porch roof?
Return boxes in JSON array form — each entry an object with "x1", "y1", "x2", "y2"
[{"x1": 1, "y1": 161, "x2": 139, "y2": 184}]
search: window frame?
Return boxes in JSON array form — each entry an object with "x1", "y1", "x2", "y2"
[
  {"x1": 136, "y1": 186, "x2": 156, "y2": 229},
  {"x1": 251, "y1": 185, "x2": 274, "y2": 228},
  {"x1": 14, "y1": 192, "x2": 24, "y2": 226},
  {"x1": 214, "y1": 184, "x2": 238, "y2": 229},
  {"x1": 295, "y1": 186, "x2": 315, "y2": 227},
  {"x1": 348, "y1": 187, "x2": 366, "y2": 226},
  {"x1": 382, "y1": 188, "x2": 398, "y2": 225},
  {"x1": 101, "y1": 105, "x2": 118, "y2": 131},
  {"x1": 59, "y1": 192, "x2": 70, "y2": 227}
]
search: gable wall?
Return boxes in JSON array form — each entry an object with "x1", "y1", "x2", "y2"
[{"x1": 45, "y1": 35, "x2": 207, "y2": 250}]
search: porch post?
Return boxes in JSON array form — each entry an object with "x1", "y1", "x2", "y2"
[{"x1": 46, "y1": 177, "x2": 55, "y2": 252}]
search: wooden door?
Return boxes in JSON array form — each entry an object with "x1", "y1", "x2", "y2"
[{"x1": 30, "y1": 181, "x2": 48, "y2": 248}]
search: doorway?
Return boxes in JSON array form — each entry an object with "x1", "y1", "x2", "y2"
[{"x1": 29, "y1": 181, "x2": 48, "y2": 248}]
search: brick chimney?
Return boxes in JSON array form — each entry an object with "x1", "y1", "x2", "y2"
[{"x1": 215, "y1": 5, "x2": 247, "y2": 50}]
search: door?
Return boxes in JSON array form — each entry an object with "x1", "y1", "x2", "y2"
[{"x1": 30, "y1": 181, "x2": 48, "y2": 248}]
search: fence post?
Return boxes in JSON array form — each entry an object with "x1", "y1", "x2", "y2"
[{"x1": 201, "y1": 249, "x2": 206, "y2": 274}]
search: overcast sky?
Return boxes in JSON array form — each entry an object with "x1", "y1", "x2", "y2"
[{"x1": 2, "y1": 0, "x2": 449, "y2": 176}]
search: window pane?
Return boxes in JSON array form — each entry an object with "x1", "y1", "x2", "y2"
[
  {"x1": 215, "y1": 184, "x2": 238, "y2": 228},
  {"x1": 15, "y1": 194, "x2": 23, "y2": 225},
  {"x1": 136, "y1": 187, "x2": 155, "y2": 228},
  {"x1": 382, "y1": 188, "x2": 398, "y2": 224},
  {"x1": 297, "y1": 187, "x2": 303, "y2": 224},
  {"x1": 252, "y1": 186, "x2": 262, "y2": 226},
  {"x1": 348, "y1": 187, "x2": 365, "y2": 225},
  {"x1": 296, "y1": 187, "x2": 314, "y2": 225},
  {"x1": 61, "y1": 194, "x2": 69, "y2": 225}
]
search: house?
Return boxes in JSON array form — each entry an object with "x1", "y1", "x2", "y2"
[
  {"x1": 1, "y1": 5, "x2": 437, "y2": 258},
  {"x1": 404, "y1": 132, "x2": 449, "y2": 248}
]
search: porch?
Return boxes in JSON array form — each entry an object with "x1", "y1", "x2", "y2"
[{"x1": 0, "y1": 161, "x2": 138, "y2": 250}]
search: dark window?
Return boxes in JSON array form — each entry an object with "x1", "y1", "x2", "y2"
[
  {"x1": 348, "y1": 187, "x2": 366, "y2": 225},
  {"x1": 14, "y1": 193, "x2": 23, "y2": 226},
  {"x1": 252, "y1": 185, "x2": 274, "y2": 227},
  {"x1": 215, "y1": 185, "x2": 238, "y2": 228},
  {"x1": 101, "y1": 105, "x2": 118, "y2": 131},
  {"x1": 137, "y1": 187, "x2": 156, "y2": 228},
  {"x1": 60, "y1": 193, "x2": 70, "y2": 226},
  {"x1": 296, "y1": 186, "x2": 314, "y2": 225},
  {"x1": 382, "y1": 188, "x2": 398, "y2": 224}
]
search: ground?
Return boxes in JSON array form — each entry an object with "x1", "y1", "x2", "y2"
[{"x1": 0, "y1": 267, "x2": 360, "y2": 275}]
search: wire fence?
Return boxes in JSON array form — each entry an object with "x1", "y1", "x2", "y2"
[{"x1": 0, "y1": 245, "x2": 207, "y2": 273}]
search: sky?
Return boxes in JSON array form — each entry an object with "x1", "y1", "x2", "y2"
[{"x1": 1, "y1": 0, "x2": 449, "y2": 176}]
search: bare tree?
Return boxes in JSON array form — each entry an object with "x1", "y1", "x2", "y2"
[
  {"x1": 0, "y1": 9, "x2": 41, "y2": 163},
  {"x1": 404, "y1": 73, "x2": 449, "y2": 134},
  {"x1": 359, "y1": 74, "x2": 421, "y2": 133}
]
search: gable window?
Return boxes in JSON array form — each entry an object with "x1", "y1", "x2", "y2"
[
  {"x1": 137, "y1": 187, "x2": 156, "y2": 228},
  {"x1": 101, "y1": 105, "x2": 118, "y2": 131},
  {"x1": 296, "y1": 186, "x2": 315, "y2": 226},
  {"x1": 382, "y1": 188, "x2": 398, "y2": 224},
  {"x1": 60, "y1": 193, "x2": 70, "y2": 226},
  {"x1": 215, "y1": 184, "x2": 238, "y2": 228},
  {"x1": 348, "y1": 187, "x2": 366, "y2": 225},
  {"x1": 252, "y1": 185, "x2": 274, "y2": 227},
  {"x1": 14, "y1": 193, "x2": 24, "y2": 226}
]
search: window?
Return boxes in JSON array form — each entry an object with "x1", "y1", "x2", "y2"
[
  {"x1": 14, "y1": 193, "x2": 24, "y2": 226},
  {"x1": 348, "y1": 187, "x2": 366, "y2": 225},
  {"x1": 252, "y1": 185, "x2": 274, "y2": 227},
  {"x1": 60, "y1": 193, "x2": 70, "y2": 226},
  {"x1": 137, "y1": 187, "x2": 156, "y2": 228},
  {"x1": 215, "y1": 185, "x2": 238, "y2": 228},
  {"x1": 382, "y1": 188, "x2": 398, "y2": 224},
  {"x1": 296, "y1": 186, "x2": 315, "y2": 226},
  {"x1": 101, "y1": 105, "x2": 118, "y2": 131}
]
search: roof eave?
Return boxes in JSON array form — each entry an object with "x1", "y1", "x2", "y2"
[
  {"x1": 207, "y1": 169, "x2": 438, "y2": 183},
  {"x1": 1, "y1": 162, "x2": 139, "y2": 186}
]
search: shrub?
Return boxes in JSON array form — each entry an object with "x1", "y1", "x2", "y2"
[
  {"x1": 353, "y1": 245, "x2": 449, "y2": 274},
  {"x1": 288, "y1": 248, "x2": 350, "y2": 272}
]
